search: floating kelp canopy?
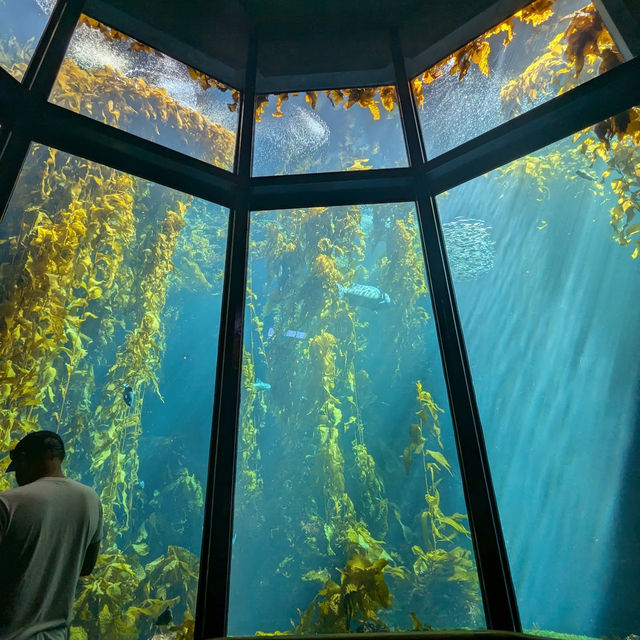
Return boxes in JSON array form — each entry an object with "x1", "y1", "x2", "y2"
[
  {"x1": 50, "y1": 15, "x2": 239, "y2": 170},
  {"x1": 0, "y1": 0, "x2": 54, "y2": 80},
  {"x1": 412, "y1": 0, "x2": 625, "y2": 157}
]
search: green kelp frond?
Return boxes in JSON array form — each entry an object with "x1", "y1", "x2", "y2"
[
  {"x1": 302, "y1": 569, "x2": 331, "y2": 582},
  {"x1": 170, "y1": 616, "x2": 196, "y2": 640},
  {"x1": 171, "y1": 201, "x2": 227, "y2": 294},
  {"x1": 416, "y1": 380, "x2": 445, "y2": 447},
  {"x1": 401, "y1": 379, "x2": 446, "y2": 478},
  {"x1": 401, "y1": 423, "x2": 426, "y2": 475},
  {"x1": 74, "y1": 549, "x2": 179, "y2": 639},
  {"x1": 421, "y1": 486, "x2": 470, "y2": 551},
  {"x1": 51, "y1": 43, "x2": 237, "y2": 169},
  {"x1": 410, "y1": 611, "x2": 433, "y2": 631},
  {"x1": 144, "y1": 545, "x2": 199, "y2": 607},
  {"x1": 69, "y1": 626, "x2": 88, "y2": 640},
  {"x1": 344, "y1": 521, "x2": 386, "y2": 557},
  {"x1": 294, "y1": 553, "x2": 392, "y2": 633},
  {"x1": 254, "y1": 86, "x2": 398, "y2": 123},
  {"x1": 578, "y1": 108, "x2": 640, "y2": 259}
]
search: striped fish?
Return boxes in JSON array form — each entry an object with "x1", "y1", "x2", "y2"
[{"x1": 337, "y1": 283, "x2": 392, "y2": 308}]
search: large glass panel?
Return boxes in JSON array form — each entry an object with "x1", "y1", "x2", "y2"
[
  {"x1": 229, "y1": 203, "x2": 484, "y2": 634},
  {"x1": 413, "y1": 0, "x2": 629, "y2": 158},
  {"x1": 50, "y1": 16, "x2": 239, "y2": 171},
  {"x1": 253, "y1": 87, "x2": 408, "y2": 175},
  {"x1": 0, "y1": 0, "x2": 56, "y2": 81},
  {"x1": 436, "y1": 106, "x2": 640, "y2": 638},
  {"x1": 0, "y1": 144, "x2": 228, "y2": 638}
]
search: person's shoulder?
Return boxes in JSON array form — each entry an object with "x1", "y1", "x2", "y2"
[
  {"x1": 0, "y1": 483, "x2": 36, "y2": 501},
  {"x1": 0, "y1": 482, "x2": 44, "y2": 511},
  {"x1": 60, "y1": 477, "x2": 100, "y2": 499}
]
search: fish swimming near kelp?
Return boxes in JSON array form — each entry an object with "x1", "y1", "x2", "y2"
[
  {"x1": 123, "y1": 383, "x2": 134, "y2": 407},
  {"x1": 266, "y1": 327, "x2": 306, "y2": 341},
  {"x1": 576, "y1": 169, "x2": 596, "y2": 182},
  {"x1": 155, "y1": 607, "x2": 172, "y2": 626},
  {"x1": 252, "y1": 379, "x2": 271, "y2": 391},
  {"x1": 338, "y1": 283, "x2": 391, "y2": 309}
]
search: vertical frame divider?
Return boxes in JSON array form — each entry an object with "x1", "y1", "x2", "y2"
[
  {"x1": 195, "y1": 36, "x2": 257, "y2": 640},
  {"x1": 22, "y1": 0, "x2": 86, "y2": 100},
  {"x1": 0, "y1": 130, "x2": 30, "y2": 224},
  {"x1": 389, "y1": 28, "x2": 522, "y2": 632}
]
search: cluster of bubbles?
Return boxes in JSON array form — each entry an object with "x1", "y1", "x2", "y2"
[
  {"x1": 441, "y1": 217, "x2": 495, "y2": 281},
  {"x1": 34, "y1": 0, "x2": 56, "y2": 15},
  {"x1": 253, "y1": 103, "x2": 330, "y2": 174},
  {"x1": 419, "y1": 49, "x2": 513, "y2": 157}
]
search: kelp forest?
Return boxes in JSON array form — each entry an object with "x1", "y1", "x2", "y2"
[
  {"x1": 0, "y1": 139, "x2": 229, "y2": 639},
  {"x1": 0, "y1": 0, "x2": 639, "y2": 638},
  {"x1": 232, "y1": 202, "x2": 481, "y2": 634}
]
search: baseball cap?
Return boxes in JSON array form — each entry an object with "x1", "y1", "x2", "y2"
[{"x1": 6, "y1": 431, "x2": 65, "y2": 472}]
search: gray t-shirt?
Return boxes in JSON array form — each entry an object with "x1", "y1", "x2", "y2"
[{"x1": 0, "y1": 477, "x2": 103, "y2": 640}]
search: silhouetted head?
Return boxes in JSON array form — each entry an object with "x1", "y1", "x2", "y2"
[{"x1": 6, "y1": 430, "x2": 65, "y2": 486}]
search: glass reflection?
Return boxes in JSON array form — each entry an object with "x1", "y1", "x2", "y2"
[
  {"x1": 0, "y1": 144, "x2": 228, "y2": 638},
  {"x1": 229, "y1": 203, "x2": 484, "y2": 634},
  {"x1": 50, "y1": 16, "x2": 239, "y2": 171},
  {"x1": 253, "y1": 87, "x2": 408, "y2": 176},
  {"x1": 413, "y1": 0, "x2": 629, "y2": 158},
  {"x1": 436, "y1": 106, "x2": 640, "y2": 637},
  {"x1": 0, "y1": 0, "x2": 56, "y2": 81}
]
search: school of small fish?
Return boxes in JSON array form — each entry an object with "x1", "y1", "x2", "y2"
[{"x1": 441, "y1": 217, "x2": 495, "y2": 281}]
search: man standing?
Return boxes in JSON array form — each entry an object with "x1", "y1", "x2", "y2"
[{"x1": 0, "y1": 430, "x2": 103, "y2": 640}]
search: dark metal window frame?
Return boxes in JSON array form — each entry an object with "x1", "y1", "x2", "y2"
[{"x1": 1, "y1": 1, "x2": 639, "y2": 638}]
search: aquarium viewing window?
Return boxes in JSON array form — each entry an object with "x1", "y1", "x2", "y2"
[
  {"x1": 436, "y1": 106, "x2": 640, "y2": 633},
  {"x1": 412, "y1": 0, "x2": 628, "y2": 158},
  {"x1": 229, "y1": 204, "x2": 484, "y2": 633},
  {"x1": 50, "y1": 16, "x2": 240, "y2": 171},
  {"x1": 252, "y1": 87, "x2": 408, "y2": 176},
  {"x1": 0, "y1": 0, "x2": 56, "y2": 81},
  {"x1": 0, "y1": 142, "x2": 229, "y2": 637},
  {"x1": 0, "y1": 0, "x2": 639, "y2": 638}
]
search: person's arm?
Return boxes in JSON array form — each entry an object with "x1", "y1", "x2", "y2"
[
  {"x1": 80, "y1": 540, "x2": 100, "y2": 576},
  {"x1": 0, "y1": 499, "x2": 7, "y2": 546},
  {"x1": 80, "y1": 498, "x2": 103, "y2": 576}
]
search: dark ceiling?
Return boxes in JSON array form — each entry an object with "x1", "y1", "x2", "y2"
[{"x1": 85, "y1": 0, "x2": 530, "y2": 92}]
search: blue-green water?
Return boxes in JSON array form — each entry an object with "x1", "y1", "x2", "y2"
[{"x1": 438, "y1": 135, "x2": 640, "y2": 638}]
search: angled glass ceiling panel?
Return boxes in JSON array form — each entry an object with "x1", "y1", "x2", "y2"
[
  {"x1": 0, "y1": 0, "x2": 56, "y2": 81},
  {"x1": 436, "y1": 106, "x2": 640, "y2": 637},
  {"x1": 49, "y1": 16, "x2": 240, "y2": 171},
  {"x1": 229, "y1": 203, "x2": 484, "y2": 634},
  {"x1": 252, "y1": 87, "x2": 408, "y2": 176},
  {"x1": 413, "y1": 0, "x2": 632, "y2": 159}
]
